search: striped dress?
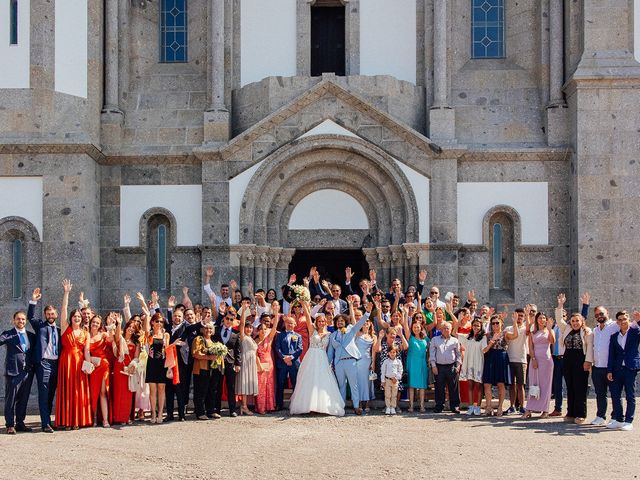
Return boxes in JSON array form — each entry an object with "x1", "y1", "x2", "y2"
[{"x1": 236, "y1": 336, "x2": 259, "y2": 395}]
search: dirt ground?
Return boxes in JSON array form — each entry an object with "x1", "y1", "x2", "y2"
[{"x1": 0, "y1": 398, "x2": 636, "y2": 480}]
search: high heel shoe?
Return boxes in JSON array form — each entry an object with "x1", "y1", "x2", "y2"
[
  {"x1": 540, "y1": 412, "x2": 549, "y2": 419},
  {"x1": 521, "y1": 411, "x2": 532, "y2": 419},
  {"x1": 496, "y1": 407, "x2": 503, "y2": 417},
  {"x1": 241, "y1": 407, "x2": 254, "y2": 416}
]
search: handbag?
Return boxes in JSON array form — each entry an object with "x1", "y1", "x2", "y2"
[
  {"x1": 368, "y1": 370, "x2": 378, "y2": 381},
  {"x1": 81, "y1": 360, "x2": 95, "y2": 374},
  {"x1": 528, "y1": 367, "x2": 540, "y2": 399}
]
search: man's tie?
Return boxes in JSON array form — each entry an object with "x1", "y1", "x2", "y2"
[
  {"x1": 223, "y1": 328, "x2": 229, "y2": 344},
  {"x1": 50, "y1": 325, "x2": 58, "y2": 355},
  {"x1": 18, "y1": 331, "x2": 28, "y2": 351}
]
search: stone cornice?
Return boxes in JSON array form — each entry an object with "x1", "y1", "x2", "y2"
[
  {"x1": 458, "y1": 148, "x2": 571, "y2": 162},
  {"x1": 0, "y1": 143, "x2": 105, "y2": 162}
]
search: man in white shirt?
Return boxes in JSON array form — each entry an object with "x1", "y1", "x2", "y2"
[
  {"x1": 505, "y1": 308, "x2": 529, "y2": 415},
  {"x1": 590, "y1": 306, "x2": 620, "y2": 425}
]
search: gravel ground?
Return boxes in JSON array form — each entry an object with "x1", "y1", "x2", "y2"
[{"x1": 0, "y1": 398, "x2": 637, "y2": 480}]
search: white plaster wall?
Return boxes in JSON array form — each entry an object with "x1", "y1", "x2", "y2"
[
  {"x1": 0, "y1": 0, "x2": 30, "y2": 89},
  {"x1": 300, "y1": 119, "x2": 357, "y2": 138},
  {"x1": 229, "y1": 162, "x2": 262, "y2": 244},
  {"x1": 0, "y1": 177, "x2": 43, "y2": 238},
  {"x1": 120, "y1": 185, "x2": 202, "y2": 247},
  {"x1": 240, "y1": 0, "x2": 297, "y2": 86},
  {"x1": 360, "y1": 0, "x2": 417, "y2": 84},
  {"x1": 457, "y1": 182, "x2": 549, "y2": 245},
  {"x1": 288, "y1": 189, "x2": 369, "y2": 229},
  {"x1": 394, "y1": 161, "x2": 429, "y2": 243},
  {"x1": 55, "y1": 0, "x2": 88, "y2": 98}
]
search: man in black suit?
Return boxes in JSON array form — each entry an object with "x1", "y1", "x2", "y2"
[
  {"x1": 27, "y1": 288, "x2": 60, "y2": 433},
  {"x1": 0, "y1": 310, "x2": 36, "y2": 434},
  {"x1": 212, "y1": 310, "x2": 241, "y2": 417}
]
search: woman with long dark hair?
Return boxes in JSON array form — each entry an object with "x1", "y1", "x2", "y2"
[
  {"x1": 111, "y1": 316, "x2": 140, "y2": 424},
  {"x1": 145, "y1": 312, "x2": 170, "y2": 423}
]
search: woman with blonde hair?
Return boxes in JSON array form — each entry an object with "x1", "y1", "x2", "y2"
[{"x1": 555, "y1": 294, "x2": 594, "y2": 424}]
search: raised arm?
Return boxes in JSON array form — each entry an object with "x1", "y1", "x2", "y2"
[
  {"x1": 28, "y1": 288, "x2": 42, "y2": 328},
  {"x1": 504, "y1": 312, "x2": 519, "y2": 340},
  {"x1": 136, "y1": 292, "x2": 151, "y2": 333},
  {"x1": 238, "y1": 306, "x2": 249, "y2": 340},
  {"x1": 401, "y1": 306, "x2": 410, "y2": 339},
  {"x1": 123, "y1": 293, "x2": 132, "y2": 322},
  {"x1": 302, "y1": 301, "x2": 314, "y2": 336},
  {"x1": 60, "y1": 279, "x2": 72, "y2": 333},
  {"x1": 555, "y1": 293, "x2": 568, "y2": 331},
  {"x1": 580, "y1": 291, "x2": 590, "y2": 319},
  {"x1": 181, "y1": 287, "x2": 193, "y2": 310}
]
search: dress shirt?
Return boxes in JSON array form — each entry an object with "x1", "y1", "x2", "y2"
[
  {"x1": 618, "y1": 330, "x2": 628, "y2": 366},
  {"x1": 380, "y1": 358, "x2": 403, "y2": 381},
  {"x1": 221, "y1": 327, "x2": 231, "y2": 345},
  {"x1": 42, "y1": 323, "x2": 58, "y2": 360},
  {"x1": 593, "y1": 320, "x2": 619, "y2": 368},
  {"x1": 16, "y1": 328, "x2": 30, "y2": 351},
  {"x1": 429, "y1": 335, "x2": 461, "y2": 367}
]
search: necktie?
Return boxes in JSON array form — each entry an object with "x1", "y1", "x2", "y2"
[
  {"x1": 223, "y1": 328, "x2": 229, "y2": 343},
  {"x1": 50, "y1": 325, "x2": 58, "y2": 355},
  {"x1": 18, "y1": 331, "x2": 27, "y2": 351}
]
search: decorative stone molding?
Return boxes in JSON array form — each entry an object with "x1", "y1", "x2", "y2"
[
  {"x1": 138, "y1": 207, "x2": 178, "y2": 249},
  {"x1": 481, "y1": 205, "x2": 522, "y2": 248},
  {"x1": 0, "y1": 216, "x2": 41, "y2": 242}
]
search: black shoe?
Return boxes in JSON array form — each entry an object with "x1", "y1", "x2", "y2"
[
  {"x1": 275, "y1": 405, "x2": 283, "y2": 412},
  {"x1": 179, "y1": 416, "x2": 186, "y2": 422},
  {"x1": 165, "y1": 416, "x2": 174, "y2": 422},
  {"x1": 230, "y1": 412, "x2": 238, "y2": 418},
  {"x1": 451, "y1": 408, "x2": 461, "y2": 414},
  {"x1": 42, "y1": 425, "x2": 54, "y2": 433},
  {"x1": 15, "y1": 424, "x2": 32, "y2": 432},
  {"x1": 433, "y1": 407, "x2": 443, "y2": 413}
]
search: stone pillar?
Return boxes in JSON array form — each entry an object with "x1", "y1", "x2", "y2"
[
  {"x1": 429, "y1": 156, "x2": 458, "y2": 243},
  {"x1": 237, "y1": 245, "x2": 256, "y2": 295},
  {"x1": 102, "y1": 0, "x2": 121, "y2": 113},
  {"x1": 567, "y1": 0, "x2": 640, "y2": 311},
  {"x1": 345, "y1": 0, "x2": 359, "y2": 75},
  {"x1": 429, "y1": 0, "x2": 455, "y2": 142},
  {"x1": 253, "y1": 246, "x2": 269, "y2": 290},
  {"x1": 403, "y1": 243, "x2": 422, "y2": 287},
  {"x1": 375, "y1": 247, "x2": 392, "y2": 290},
  {"x1": 389, "y1": 245, "x2": 404, "y2": 285},
  {"x1": 204, "y1": 0, "x2": 230, "y2": 143},
  {"x1": 545, "y1": 0, "x2": 569, "y2": 146},
  {"x1": 267, "y1": 248, "x2": 280, "y2": 291},
  {"x1": 296, "y1": 0, "x2": 311, "y2": 75},
  {"x1": 275, "y1": 248, "x2": 295, "y2": 293}
]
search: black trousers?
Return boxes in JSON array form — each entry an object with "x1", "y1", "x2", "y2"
[
  {"x1": 563, "y1": 352, "x2": 589, "y2": 418},
  {"x1": 212, "y1": 367, "x2": 237, "y2": 414},
  {"x1": 435, "y1": 363, "x2": 460, "y2": 410},
  {"x1": 165, "y1": 359, "x2": 190, "y2": 419},
  {"x1": 193, "y1": 370, "x2": 216, "y2": 416},
  {"x1": 4, "y1": 370, "x2": 34, "y2": 428}
]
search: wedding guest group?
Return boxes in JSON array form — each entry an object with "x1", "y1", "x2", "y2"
[{"x1": 2, "y1": 265, "x2": 640, "y2": 434}]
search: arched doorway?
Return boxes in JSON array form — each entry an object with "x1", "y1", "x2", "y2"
[{"x1": 288, "y1": 249, "x2": 369, "y2": 293}]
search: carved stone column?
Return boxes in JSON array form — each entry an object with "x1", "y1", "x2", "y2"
[
  {"x1": 388, "y1": 245, "x2": 405, "y2": 285},
  {"x1": 375, "y1": 247, "x2": 392, "y2": 291},
  {"x1": 101, "y1": 0, "x2": 124, "y2": 147},
  {"x1": 275, "y1": 248, "x2": 296, "y2": 293},
  {"x1": 429, "y1": 0, "x2": 455, "y2": 142},
  {"x1": 545, "y1": 0, "x2": 569, "y2": 146},
  {"x1": 204, "y1": 0, "x2": 230, "y2": 143},
  {"x1": 239, "y1": 246, "x2": 256, "y2": 295},
  {"x1": 267, "y1": 247, "x2": 281, "y2": 291}
]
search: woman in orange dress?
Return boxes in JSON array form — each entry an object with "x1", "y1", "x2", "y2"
[
  {"x1": 112, "y1": 316, "x2": 140, "y2": 424},
  {"x1": 55, "y1": 279, "x2": 92, "y2": 429},
  {"x1": 85, "y1": 314, "x2": 114, "y2": 427},
  {"x1": 255, "y1": 311, "x2": 279, "y2": 414}
]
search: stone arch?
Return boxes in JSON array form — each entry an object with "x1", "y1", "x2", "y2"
[
  {"x1": 481, "y1": 204, "x2": 522, "y2": 247},
  {"x1": 239, "y1": 134, "x2": 420, "y2": 247},
  {"x1": 138, "y1": 207, "x2": 178, "y2": 249},
  {"x1": 0, "y1": 216, "x2": 42, "y2": 302},
  {"x1": 482, "y1": 205, "x2": 519, "y2": 301}
]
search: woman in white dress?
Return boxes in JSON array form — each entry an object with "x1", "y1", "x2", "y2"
[
  {"x1": 289, "y1": 302, "x2": 345, "y2": 416},
  {"x1": 456, "y1": 317, "x2": 488, "y2": 415}
]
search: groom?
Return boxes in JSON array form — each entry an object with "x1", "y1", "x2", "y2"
[
  {"x1": 328, "y1": 313, "x2": 368, "y2": 414},
  {"x1": 275, "y1": 316, "x2": 303, "y2": 411}
]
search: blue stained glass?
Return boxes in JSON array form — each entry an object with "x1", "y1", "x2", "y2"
[
  {"x1": 493, "y1": 223, "x2": 502, "y2": 289},
  {"x1": 471, "y1": 0, "x2": 505, "y2": 58},
  {"x1": 161, "y1": 0, "x2": 187, "y2": 63},
  {"x1": 158, "y1": 225, "x2": 167, "y2": 290},
  {"x1": 12, "y1": 239, "x2": 23, "y2": 298},
  {"x1": 10, "y1": 0, "x2": 18, "y2": 45}
]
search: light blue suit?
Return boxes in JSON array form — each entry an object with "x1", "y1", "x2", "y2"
[{"x1": 327, "y1": 315, "x2": 368, "y2": 408}]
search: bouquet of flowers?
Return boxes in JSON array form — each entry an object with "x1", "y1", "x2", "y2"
[
  {"x1": 291, "y1": 284, "x2": 311, "y2": 306},
  {"x1": 208, "y1": 342, "x2": 228, "y2": 371}
]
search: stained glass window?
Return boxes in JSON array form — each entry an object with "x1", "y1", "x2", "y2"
[
  {"x1": 160, "y1": 0, "x2": 187, "y2": 62},
  {"x1": 472, "y1": 0, "x2": 505, "y2": 58}
]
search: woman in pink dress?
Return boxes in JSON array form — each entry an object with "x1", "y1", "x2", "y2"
[
  {"x1": 255, "y1": 308, "x2": 279, "y2": 414},
  {"x1": 522, "y1": 312, "x2": 555, "y2": 418}
]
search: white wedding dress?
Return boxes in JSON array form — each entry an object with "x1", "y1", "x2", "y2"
[{"x1": 289, "y1": 330, "x2": 345, "y2": 416}]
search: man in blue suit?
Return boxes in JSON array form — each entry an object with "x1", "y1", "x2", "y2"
[
  {"x1": 0, "y1": 310, "x2": 36, "y2": 434},
  {"x1": 607, "y1": 310, "x2": 640, "y2": 431},
  {"x1": 327, "y1": 311, "x2": 368, "y2": 415},
  {"x1": 27, "y1": 288, "x2": 60, "y2": 433},
  {"x1": 275, "y1": 316, "x2": 303, "y2": 411}
]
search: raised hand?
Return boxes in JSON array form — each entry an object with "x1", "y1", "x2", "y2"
[
  {"x1": 135, "y1": 292, "x2": 145, "y2": 303},
  {"x1": 115, "y1": 312, "x2": 122, "y2": 326},
  {"x1": 557, "y1": 293, "x2": 566, "y2": 307},
  {"x1": 467, "y1": 289, "x2": 475, "y2": 302},
  {"x1": 182, "y1": 287, "x2": 189, "y2": 297},
  {"x1": 229, "y1": 279, "x2": 238, "y2": 291},
  {"x1": 345, "y1": 267, "x2": 353, "y2": 282},
  {"x1": 205, "y1": 265, "x2": 214, "y2": 278},
  {"x1": 580, "y1": 292, "x2": 590, "y2": 305},
  {"x1": 151, "y1": 291, "x2": 159, "y2": 304},
  {"x1": 634, "y1": 311, "x2": 640, "y2": 322},
  {"x1": 365, "y1": 302, "x2": 373, "y2": 313},
  {"x1": 62, "y1": 279, "x2": 73, "y2": 293},
  {"x1": 369, "y1": 269, "x2": 377, "y2": 283},
  {"x1": 511, "y1": 311, "x2": 517, "y2": 325},
  {"x1": 321, "y1": 279, "x2": 330, "y2": 289},
  {"x1": 288, "y1": 273, "x2": 297, "y2": 285},
  {"x1": 32, "y1": 288, "x2": 42, "y2": 302},
  {"x1": 168, "y1": 295, "x2": 176, "y2": 309},
  {"x1": 418, "y1": 270, "x2": 427, "y2": 283}
]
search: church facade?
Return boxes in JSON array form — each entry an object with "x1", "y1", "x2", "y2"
[{"x1": 1, "y1": 0, "x2": 639, "y2": 327}]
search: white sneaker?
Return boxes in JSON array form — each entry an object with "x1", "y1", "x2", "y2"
[
  {"x1": 620, "y1": 423, "x2": 634, "y2": 431},
  {"x1": 390, "y1": 408, "x2": 396, "y2": 415},
  {"x1": 607, "y1": 420, "x2": 623, "y2": 429},
  {"x1": 474, "y1": 406, "x2": 482, "y2": 415},
  {"x1": 590, "y1": 416, "x2": 606, "y2": 426},
  {"x1": 465, "y1": 408, "x2": 474, "y2": 416},
  {"x1": 385, "y1": 407, "x2": 391, "y2": 415}
]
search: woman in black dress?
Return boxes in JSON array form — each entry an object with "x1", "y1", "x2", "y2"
[{"x1": 145, "y1": 312, "x2": 169, "y2": 423}]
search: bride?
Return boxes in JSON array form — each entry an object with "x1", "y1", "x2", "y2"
[{"x1": 289, "y1": 302, "x2": 345, "y2": 416}]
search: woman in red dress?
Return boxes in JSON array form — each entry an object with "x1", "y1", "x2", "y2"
[
  {"x1": 255, "y1": 311, "x2": 279, "y2": 414},
  {"x1": 85, "y1": 314, "x2": 114, "y2": 427},
  {"x1": 55, "y1": 279, "x2": 92, "y2": 429},
  {"x1": 456, "y1": 308, "x2": 473, "y2": 405},
  {"x1": 111, "y1": 316, "x2": 140, "y2": 424}
]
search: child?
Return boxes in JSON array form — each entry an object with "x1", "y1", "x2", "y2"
[{"x1": 380, "y1": 344, "x2": 403, "y2": 415}]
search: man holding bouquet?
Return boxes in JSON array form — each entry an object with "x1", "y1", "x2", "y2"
[{"x1": 211, "y1": 312, "x2": 242, "y2": 417}]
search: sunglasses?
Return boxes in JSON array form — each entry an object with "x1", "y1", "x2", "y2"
[
  {"x1": 491, "y1": 322, "x2": 500, "y2": 326},
  {"x1": 152, "y1": 320, "x2": 163, "y2": 324}
]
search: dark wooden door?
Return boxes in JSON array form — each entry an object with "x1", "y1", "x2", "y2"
[{"x1": 311, "y1": 6, "x2": 345, "y2": 76}]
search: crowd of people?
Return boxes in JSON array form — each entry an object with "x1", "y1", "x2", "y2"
[{"x1": 1, "y1": 266, "x2": 639, "y2": 434}]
